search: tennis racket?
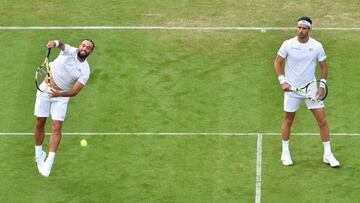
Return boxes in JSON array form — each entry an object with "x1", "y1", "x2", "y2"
[
  {"x1": 291, "y1": 80, "x2": 328, "y2": 102},
  {"x1": 35, "y1": 48, "x2": 51, "y2": 92}
]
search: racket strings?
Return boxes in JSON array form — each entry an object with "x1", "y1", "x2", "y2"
[
  {"x1": 35, "y1": 48, "x2": 52, "y2": 92},
  {"x1": 305, "y1": 81, "x2": 328, "y2": 101}
]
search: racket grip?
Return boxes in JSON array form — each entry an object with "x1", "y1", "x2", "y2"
[{"x1": 46, "y1": 48, "x2": 51, "y2": 58}]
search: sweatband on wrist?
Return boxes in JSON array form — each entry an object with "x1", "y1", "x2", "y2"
[
  {"x1": 320, "y1": 79, "x2": 327, "y2": 88},
  {"x1": 278, "y1": 75, "x2": 286, "y2": 85},
  {"x1": 54, "y1": 40, "x2": 59, "y2": 47}
]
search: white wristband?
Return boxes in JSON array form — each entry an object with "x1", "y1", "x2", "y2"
[
  {"x1": 278, "y1": 75, "x2": 286, "y2": 85},
  {"x1": 54, "y1": 40, "x2": 59, "y2": 47},
  {"x1": 320, "y1": 79, "x2": 327, "y2": 88}
]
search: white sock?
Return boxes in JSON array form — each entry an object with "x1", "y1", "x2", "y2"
[
  {"x1": 46, "y1": 152, "x2": 56, "y2": 166},
  {"x1": 323, "y1": 141, "x2": 332, "y2": 155},
  {"x1": 35, "y1": 145, "x2": 43, "y2": 157},
  {"x1": 282, "y1": 140, "x2": 290, "y2": 153}
]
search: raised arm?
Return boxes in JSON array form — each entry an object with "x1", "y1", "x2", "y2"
[{"x1": 47, "y1": 40, "x2": 65, "y2": 51}]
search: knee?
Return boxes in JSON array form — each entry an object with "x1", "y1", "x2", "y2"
[
  {"x1": 52, "y1": 122, "x2": 62, "y2": 132},
  {"x1": 35, "y1": 118, "x2": 46, "y2": 129},
  {"x1": 317, "y1": 117, "x2": 328, "y2": 128},
  {"x1": 283, "y1": 116, "x2": 295, "y2": 126}
]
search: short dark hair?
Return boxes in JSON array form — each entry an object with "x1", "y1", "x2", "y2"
[
  {"x1": 298, "y1": 16, "x2": 312, "y2": 25},
  {"x1": 82, "y1": 39, "x2": 95, "y2": 50}
]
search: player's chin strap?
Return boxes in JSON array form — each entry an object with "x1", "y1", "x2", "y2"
[{"x1": 320, "y1": 79, "x2": 327, "y2": 88}]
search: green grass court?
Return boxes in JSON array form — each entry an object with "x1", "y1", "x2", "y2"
[{"x1": 1, "y1": 0, "x2": 360, "y2": 202}]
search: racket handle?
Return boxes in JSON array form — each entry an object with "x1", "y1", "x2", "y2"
[{"x1": 46, "y1": 48, "x2": 51, "y2": 58}]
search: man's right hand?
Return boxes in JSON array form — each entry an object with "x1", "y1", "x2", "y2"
[
  {"x1": 47, "y1": 41, "x2": 55, "y2": 48},
  {"x1": 281, "y1": 83, "x2": 292, "y2": 92}
]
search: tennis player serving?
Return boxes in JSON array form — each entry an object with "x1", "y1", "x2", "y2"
[
  {"x1": 274, "y1": 17, "x2": 340, "y2": 167},
  {"x1": 34, "y1": 39, "x2": 95, "y2": 177}
]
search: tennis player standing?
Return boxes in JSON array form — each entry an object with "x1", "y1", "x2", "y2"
[
  {"x1": 34, "y1": 39, "x2": 95, "y2": 177},
  {"x1": 274, "y1": 17, "x2": 340, "y2": 167}
]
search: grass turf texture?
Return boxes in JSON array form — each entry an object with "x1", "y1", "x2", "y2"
[
  {"x1": 1, "y1": 0, "x2": 360, "y2": 27},
  {"x1": 262, "y1": 136, "x2": 360, "y2": 203},
  {"x1": 1, "y1": 30, "x2": 360, "y2": 132},
  {"x1": 0, "y1": 135, "x2": 256, "y2": 202},
  {"x1": 1, "y1": 0, "x2": 360, "y2": 202},
  {"x1": 1, "y1": 29, "x2": 360, "y2": 203}
]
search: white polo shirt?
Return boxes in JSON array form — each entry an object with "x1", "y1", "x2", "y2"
[
  {"x1": 277, "y1": 36, "x2": 326, "y2": 88},
  {"x1": 49, "y1": 44, "x2": 90, "y2": 91}
]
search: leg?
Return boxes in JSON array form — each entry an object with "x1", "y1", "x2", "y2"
[
  {"x1": 40, "y1": 97, "x2": 69, "y2": 177},
  {"x1": 281, "y1": 93, "x2": 302, "y2": 166},
  {"x1": 40, "y1": 120, "x2": 63, "y2": 177},
  {"x1": 49, "y1": 120, "x2": 63, "y2": 152},
  {"x1": 34, "y1": 117, "x2": 48, "y2": 173},
  {"x1": 282, "y1": 112, "x2": 296, "y2": 141},
  {"x1": 310, "y1": 107, "x2": 340, "y2": 167},
  {"x1": 280, "y1": 112, "x2": 296, "y2": 166},
  {"x1": 310, "y1": 108, "x2": 329, "y2": 142},
  {"x1": 34, "y1": 117, "x2": 47, "y2": 146}
]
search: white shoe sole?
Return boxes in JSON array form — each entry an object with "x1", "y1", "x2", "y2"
[
  {"x1": 39, "y1": 160, "x2": 53, "y2": 177},
  {"x1": 40, "y1": 169, "x2": 50, "y2": 177},
  {"x1": 281, "y1": 152, "x2": 293, "y2": 166},
  {"x1": 323, "y1": 159, "x2": 340, "y2": 168},
  {"x1": 281, "y1": 160, "x2": 293, "y2": 166}
]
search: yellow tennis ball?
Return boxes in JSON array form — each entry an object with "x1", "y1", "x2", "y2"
[{"x1": 80, "y1": 139, "x2": 88, "y2": 147}]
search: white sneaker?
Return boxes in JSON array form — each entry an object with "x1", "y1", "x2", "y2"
[
  {"x1": 34, "y1": 151, "x2": 46, "y2": 173},
  {"x1": 39, "y1": 159, "x2": 53, "y2": 177},
  {"x1": 281, "y1": 151, "x2": 293, "y2": 166},
  {"x1": 323, "y1": 153, "x2": 340, "y2": 168}
]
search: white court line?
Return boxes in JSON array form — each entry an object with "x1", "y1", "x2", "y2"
[
  {"x1": 1, "y1": 26, "x2": 360, "y2": 31},
  {"x1": 255, "y1": 133, "x2": 262, "y2": 203},
  {"x1": 1, "y1": 132, "x2": 360, "y2": 136}
]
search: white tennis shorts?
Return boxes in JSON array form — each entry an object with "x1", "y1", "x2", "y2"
[
  {"x1": 284, "y1": 92, "x2": 324, "y2": 112},
  {"x1": 34, "y1": 89, "x2": 70, "y2": 121}
]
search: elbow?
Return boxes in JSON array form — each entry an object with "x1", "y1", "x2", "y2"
[{"x1": 70, "y1": 92, "x2": 79, "y2": 97}]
